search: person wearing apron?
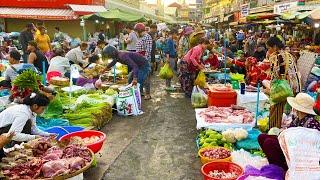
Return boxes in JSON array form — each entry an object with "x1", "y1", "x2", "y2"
[{"x1": 0, "y1": 92, "x2": 54, "y2": 159}]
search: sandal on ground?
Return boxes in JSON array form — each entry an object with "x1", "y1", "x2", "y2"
[{"x1": 144, "y1": 95, "x2": 151, "y2": 100}]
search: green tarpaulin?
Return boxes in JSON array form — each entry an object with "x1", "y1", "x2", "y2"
[
  {"x1": 83, "y1": 9, "x2": 145, "y2": 22},
  {"x1": 280, "y1": 11, "x2": 311, "y2": 20}
]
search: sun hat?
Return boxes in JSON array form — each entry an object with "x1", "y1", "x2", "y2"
[
  {"x1": 184, "y1": 26, "x2": 193, "y2": 35},
  {"x1": 287, "y1": 93, "x2": 316, "y2": 115}
]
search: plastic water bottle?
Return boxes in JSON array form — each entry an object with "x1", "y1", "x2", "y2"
[{"x1": 240, "y1": 82, "x2": 245, "y2": 94}]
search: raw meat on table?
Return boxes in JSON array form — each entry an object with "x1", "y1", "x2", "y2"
[
  {"x1": 63, "y1": 145, "x2": 92, "y2": 162},
  {"x1": 199, "y1": 106, "x2": 254, "y2": 124},
  {"x1": 43, "y1": 146, "x2": 64, "y2": 161},
  {"x1": 42, "y1": 159, "x2": 70, "y2": 178},
  {"x1": 68, "y1": 157, "x2": 86, "y2": 172},
  {"x1": 2, "y1": 158, "x2": 43, "y2": 180}
]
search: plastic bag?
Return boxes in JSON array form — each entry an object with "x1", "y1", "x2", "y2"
[
  {"x1": 270, "y1": 79, "x2": 293, "y2": 104},
  {"x1": 116, "y1": 84, "x2": 142, "y2": 116},
  {"x1": 230, "y1": 73, "x2": 245, "y2": 81},
  {"x1": 159, "y1": 63, "x2": 174, "y2": 79},
  {"x1": 238, "y1": 165, "x2": 285, "y2": 180},
  {"x1": 191, "y1": 86, "x2": 208, "y2": 108},
  {"x1": 278, "y1": 127, "x2": 320, "y2": 180},
  {"x1": 194, "y1": 71, "x2": 206, "y2": 88}
]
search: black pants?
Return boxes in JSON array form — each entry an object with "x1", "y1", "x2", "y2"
[{"x1": 0, "y1": 119, "x2": 32, "y2": 159}]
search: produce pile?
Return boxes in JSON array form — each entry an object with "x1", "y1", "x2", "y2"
[
  {"x1": 11, "y1": 69, "x2": 41, "y2": 99},
  {"x1": 1, "y1": 138, "x2": 92, "y2": 179},
  {"x1": 83, "y1": 64, "x2": 105, "y2": 78},
  {"x1": 198, "y1": 106, "x2": 254, "y2": 124},
  {"x1": 64, "y1": 101, "x2": 112, "y2": 129},
  {"x1": 42, "y1": 90, "x2": 113, "y2": 129},
  {"x1": 198, "y1": 129, "x2": 233, "y2": 149},
  {"x1": 208, "y1": 170, "x2": 238, "y2": 179},
  {"x1": 70, "y1": 135, "x2": 103, "y2": 146},
  {"x1": 201, "y1": 147, "x2": 231, "y2": 160}
]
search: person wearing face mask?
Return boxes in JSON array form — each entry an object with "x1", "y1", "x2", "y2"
[
  {"x1": 179, "y1": 38, "x2": 210, "y2": 97},
  {"x1": 258, "y1": 93, "x2": 320, "y2": 171},
  {"x1": 266, "y1": 36, "x2": 301, "y2": 129}
]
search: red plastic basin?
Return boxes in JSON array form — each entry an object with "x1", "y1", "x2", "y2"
[
  {"x1": 59, "y1": 130, "x2": 106, "y2": 154},
  {"x1": 201, "y1": 161, "x2": 243, "y2": 180}
]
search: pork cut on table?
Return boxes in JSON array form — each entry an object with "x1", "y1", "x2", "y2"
[
  {"x1": 68, "y1": 157, "x2": 86, "y2": 172},
  {"x1": 42, "y1": 159, "x2": 70, "y2": 178},
  {"x1": 199, "y1": 106, "x2": 254, "y2": 124},
  {"x1": 2, "y1": 158, "x2": 43, "y2": 179}
]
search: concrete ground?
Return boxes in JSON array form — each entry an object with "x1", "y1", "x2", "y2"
[{"x1": 84, "y1": 76, "x2": 202, "y2": 180}]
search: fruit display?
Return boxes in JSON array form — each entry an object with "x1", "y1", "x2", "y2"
[
  {"x1": 201, "y1": 147, "x2": 231, "y2": 160},
  {"x1": 198, "y1": 129, "x2": 233, "y2": 150},
  {"x1": 209, "y1": 170, "x2": 238, "y2": 179}
]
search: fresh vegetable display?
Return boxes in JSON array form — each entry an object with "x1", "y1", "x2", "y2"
[
  {"x1": 41, "y1": 91, "x2": 114, "y2": 129},
  {"x1": 199, "y1": 129, "x2": 233, "y2": 150},
  {"x1": 11, "y1": 69, "x2": 42, "y2": 99},
  {"x1": 12, "y1": 69, "x2": 41, "y2": 92},
  {"x1": 42, "y1": 95, "x2": 64, "y2": 119},
  {"x1": 201, "y1": 147, "x2": 231, "y2": 160},
  {"x1": 222, "y1": 128, "x2": 248, "y2": 143},
  {"x1": 64, "y1": 102, "x2": 112, "y2": 129},
  {"x1": 105, "y1": 88, "x2": 118, "y2": 96},
  {"x1": 208, "y1": 170, "x2": 238, "y2": 179}
]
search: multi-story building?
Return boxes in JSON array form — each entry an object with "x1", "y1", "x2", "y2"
[{"x1": 189, "y1": 0, "x2": 203, "y2": 22}]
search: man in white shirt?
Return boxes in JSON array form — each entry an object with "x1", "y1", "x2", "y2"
[
  {"x1": 125, "y1": 25, "x2": 138, "y2": 52},
  {"x1": 48, "y1": 48, "x2": 70, "y2": 76},
  {"x1": 65, "y1": 42, "x2": 88, "y2": 67}
]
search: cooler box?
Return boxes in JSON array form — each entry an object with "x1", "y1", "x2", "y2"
[{"x1": 207, "y1": 89, "x2": 237, "y2": 107}]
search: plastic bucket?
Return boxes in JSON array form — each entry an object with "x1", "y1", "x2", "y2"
[
  {"x1": 198, "y1": 147, "x2": 232, "y2": 164},
  {"x1": 201, "y1": 161, "x2": 243, "y2": 180},
  {"x1": 59, "y1": 130, "x2": 106, "y2": 153}
]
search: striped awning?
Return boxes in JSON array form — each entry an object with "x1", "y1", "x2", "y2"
[{"x1": 0, "y1": 7, "x2": 78, "y2": 20}]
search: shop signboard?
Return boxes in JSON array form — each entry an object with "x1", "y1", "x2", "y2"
[
  {"x1": 0, "y1": 0, "x2": 105, "y2": 8},
  {"x1": 274, "y1": 2, "x2": 298, "y2": 14},
  {"x1": 240, "y1": 4, "x2": 249, "y2": 17}
]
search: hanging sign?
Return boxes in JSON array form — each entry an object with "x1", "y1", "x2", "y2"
[
  {"x1": 274, "y1": 2, "x2": 298, "y2": 14},
  {"x1": 240, "y1": 4, "x2": 249, "y2": 17}
]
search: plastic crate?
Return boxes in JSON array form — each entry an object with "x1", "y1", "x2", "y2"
[{"x1": 207, "y1": 90, "x2": 237, "y2": 107}]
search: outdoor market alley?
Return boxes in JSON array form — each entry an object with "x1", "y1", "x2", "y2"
[{"x1": 84, "y1": 76, "x2": 202, "y2": 180}]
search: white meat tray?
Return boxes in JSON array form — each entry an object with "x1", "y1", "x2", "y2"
[{"x1": 195, "y1": 108, "x2": 256, "y2": 131}]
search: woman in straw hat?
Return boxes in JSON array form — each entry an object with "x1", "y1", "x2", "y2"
[{"x1": 258, "y1": 93, "x2": 320, "y2": 171}]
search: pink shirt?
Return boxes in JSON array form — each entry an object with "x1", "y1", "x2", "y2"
[{"x1": 183, "y1": 44, "x2": 204, "y2": 67}]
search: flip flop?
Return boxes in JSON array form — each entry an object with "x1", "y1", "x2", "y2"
[{"x1": 144, "y1": 95, "x2": 151, "y2": 100}]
